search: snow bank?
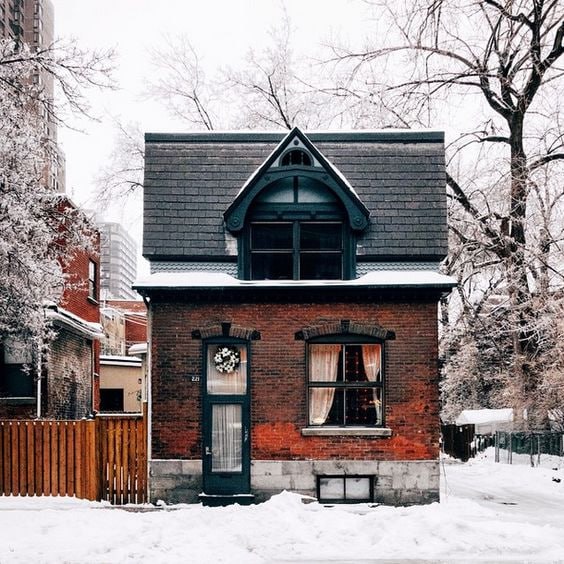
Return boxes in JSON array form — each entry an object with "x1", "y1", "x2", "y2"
[{"x1": 1, "y1": 454, "x2": 563, "y2": 562}]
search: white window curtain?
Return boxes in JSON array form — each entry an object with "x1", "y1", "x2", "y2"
[
  {"x1": 207, "y1": 346, "x2": 247, "y2": 395},
  {"x1": 211, "y1": 404, "x2": 242, "y2": 472},
  {"x1": 362, "y1": 344, "x2": 382, "y2": 424},
  {"x1": 309, "y1": 344, "x2": 341, "y2": 425}
]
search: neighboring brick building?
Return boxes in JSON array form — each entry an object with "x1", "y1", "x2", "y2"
[
  {"x1": 99, "y1": 299, "x2": 147, "y2": 413},
  {"x1": 105, "y1": 300, "x2": 147, "y2": 350},
  {"x1": 135, "y1": 128, "x2": 455, "y2": 505},
  {"x1": 0, "y1": 197, "x2": 103, "y2": 419}
]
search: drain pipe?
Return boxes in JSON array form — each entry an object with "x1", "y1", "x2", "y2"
[
  {"x1": 36, "y1": 337, "x2": 42, "y2": 419},
  {"x1": 142, "y1": 293, "x2": 152, "y2": 501}
]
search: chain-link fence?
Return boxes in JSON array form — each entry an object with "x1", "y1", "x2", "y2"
[{"x1": 495, "y1": 431, "x2": 564, "y2": 466}]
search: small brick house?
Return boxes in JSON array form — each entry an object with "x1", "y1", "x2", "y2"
[
  {"x1": 0, "y1": 198, "x2": 104, "y2": 419},
  {"x1": 135, "y1": 128, "x2": 455, "y2": 505}
]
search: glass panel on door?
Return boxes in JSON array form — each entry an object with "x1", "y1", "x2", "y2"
[
  {"x1": 207, "y1": 345, "x2": 247, "y2": 395},
  {"x1": 211, "y1": 404, "x2": 242, "y2": 472}
]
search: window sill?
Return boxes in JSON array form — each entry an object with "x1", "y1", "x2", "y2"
[
  {"x1": 301, "y1": 426, "x2": 392, "y2": 437},
  {"x1": 0, "y1": 397, "x2": 35, "y2": 405}
]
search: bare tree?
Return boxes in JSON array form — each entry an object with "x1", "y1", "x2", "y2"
[
  {"x1": 225, "y1": 11, "x2": 332, "y2": 130},
  {"x1": 96, "y1": 120, "x2": 144, "y2": 201},
  {"x1": 146, "y1": 34, "x2": 218, "y2": 130},
  {"x1": 332, "y1": 0, "x2": 564, "y2": 427},
  {"x1": 0, "y1": 38, "x2": 114, "y2": 347},
  {"x1": 144, "y1": 9, "x2": 353, "y2": 133},
  {"x1": 101, "y1": 11, "x2": 338, "y2": 201}
]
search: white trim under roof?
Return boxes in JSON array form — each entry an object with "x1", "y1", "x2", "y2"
[
  {"x1": 134, "y1": 271, "x2": 457, "y2": 291},
  {"x1": 100, "y1": 355, "x2": 142, "y2": 367}
]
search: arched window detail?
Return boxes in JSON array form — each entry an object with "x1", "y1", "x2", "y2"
[
  {"x1": 281, "y1": 149, "x2": 312, "y2": 167},
  {"x1": 246, "y1": 174, "x2": 348, "y2": 280}
]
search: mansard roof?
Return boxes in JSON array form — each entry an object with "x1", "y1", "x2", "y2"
[{"x1": 143, "y1": 129, "x2": 447, "y2": 262}]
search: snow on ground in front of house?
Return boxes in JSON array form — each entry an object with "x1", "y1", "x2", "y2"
[{"x1": 1, "y1": 450, "x2": 564, "y2": 563}]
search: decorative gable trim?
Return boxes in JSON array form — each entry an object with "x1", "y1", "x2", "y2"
[
  {"x1": 223, "y1": 126, "x2": 370, "y2": 233},
  {"x1": 294, "y1": 319, "x2": 395, "y2": 341},
  {"x1": 191, "y1": 322, "x2": 261, "y2": 341}
]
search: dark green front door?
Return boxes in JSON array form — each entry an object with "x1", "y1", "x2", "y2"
[{"x1": 202, "y1": 341, "x2": 251, "y2": 496}]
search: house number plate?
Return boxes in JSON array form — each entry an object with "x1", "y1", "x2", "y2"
[{"x1": 190, "y1": 375, "x2": 200, "y2": 382}]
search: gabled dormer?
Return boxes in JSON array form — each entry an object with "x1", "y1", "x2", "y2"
[{"x1": 224, "y1": 127, "x2": 370, "y2": 280}]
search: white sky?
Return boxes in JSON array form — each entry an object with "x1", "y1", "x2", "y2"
[
  {"x1": 51, "y1": 0, "x2": 372, "y2": 273},
  {"x1": 53, "y1": 0, "x2": 370, "y2": 210}
]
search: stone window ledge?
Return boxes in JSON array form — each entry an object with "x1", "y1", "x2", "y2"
[
  {"x1": 0, "y1": 397, "x2": 35, "y2": 405},
  {"x1": 301, "y1": 426, "x2": 392, "y2": 437}
]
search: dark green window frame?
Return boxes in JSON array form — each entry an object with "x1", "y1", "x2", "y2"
[
  {"x1": 307, "y1": 336, "x2": 385, "y2": 428},
  {"x1": 248, "y1": 221, "x2": 345, "y2": 280},
  {"x1": 240, "y1": 171, "x2": 356, "y2": 280}
]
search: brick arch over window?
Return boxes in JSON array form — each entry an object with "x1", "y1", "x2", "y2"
[
  {"x1": 294, "y1": 319, "x2": 395, "y2": 341},
  {"x1": 191, "y1": 322, "x2": 261, "y2": 341}
]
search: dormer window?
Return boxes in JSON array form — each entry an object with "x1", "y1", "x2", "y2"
[
  {"x1": 223, "y1": 128, "x2": 370, "y2": 282},
  {"x1": 245, "y1": 176, "x2": 348, "y2": 280},
  {"x1": 281, "y1": 149, "x2": 312, "y2": 167}
]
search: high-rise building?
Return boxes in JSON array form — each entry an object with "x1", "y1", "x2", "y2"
[
  {"x1": 98, "y1": 222, "x2": 139, "y2": 300},
  {"x1": 0, "y1": 0, "x2": 65, "y2": 192}
]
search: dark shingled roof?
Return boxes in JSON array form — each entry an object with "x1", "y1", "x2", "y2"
[{"x1": 142, "y1": 130, "x2": 447, "y2": 262}]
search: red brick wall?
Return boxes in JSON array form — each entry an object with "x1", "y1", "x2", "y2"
[
  {"x1": 59, "y1": 236, "x2": 100, "y2": 324},
  {"x1": 54, "y1": 204, "x2": 100, "y2": 418},
  {"x1": 124, "y1": 314, "x2": 147, "y2": 345},
  {"x1": 105, "y1": 300, "x2": 147, "y2": 347},
  {"x1": 150, "y1": 298, "x2": 440, "y2": 462}
]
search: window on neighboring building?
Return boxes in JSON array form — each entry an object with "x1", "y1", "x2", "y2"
[
  {"x1": 317, "y1": 475, "x2": 375, "y2": 503},
  {"x1": 88, "y1": 259, "x2": 97, "y2": 301},
  {"x1": 0, "y1": 339, "x2": 34, "y2": 398},
  {"x1": 100, "y1": 388, "x2": 124, "y2": 412},
  {"x1": 308, "y1": 342, "x2": 383, "y2": 427}
]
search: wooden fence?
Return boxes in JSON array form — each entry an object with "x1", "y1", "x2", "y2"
[
  {"x1": 441, "y1": 423, "x2": 475, "y2": 461},
  {"x1": 0, "y1": 413, "x2": 146, "y2": 504}
]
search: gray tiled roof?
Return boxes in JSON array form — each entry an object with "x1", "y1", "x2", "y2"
[{"x1": 143, "y1": 131, "x2": 447, "y2": 261}]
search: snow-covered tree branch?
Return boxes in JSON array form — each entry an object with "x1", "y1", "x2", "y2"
[{"x1": 0, "y1": 38, "x2": 114, "y2": 349}]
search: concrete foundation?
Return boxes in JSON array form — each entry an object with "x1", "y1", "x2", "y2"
[{"x1": 149, "y1": 459, "x2": 439, "y2": 506}]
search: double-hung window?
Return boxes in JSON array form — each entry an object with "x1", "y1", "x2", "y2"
[
  {"x1": 88, "y1": 259, "x2": 97, "y2": 301},
  {"x1": 308, "y1": 342, "x2": 383, "y2": 427}
]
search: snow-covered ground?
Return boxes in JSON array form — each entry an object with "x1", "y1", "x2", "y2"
[{"x1": 1, "y1": 450, "x2": 564, "y2": 563}]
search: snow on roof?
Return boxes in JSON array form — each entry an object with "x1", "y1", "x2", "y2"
[
  {"x1": 456, "y1": 408, "x2": 514, "y2": 426},
  {"x1": 235, "y1": 127, "x2": 363, "y2": 202},
  {"x1": 45, "y1": 305, "x2": 104, "y2": 340},
  {"x1": 235, "y1": 132, "x2": 289, "y2": 197},
  {"x1": 134, "y1": 271, "x2": 456, "y2": 291},
  {"x1": 100, "y1": 355, "x2": 142, "y2": 366},
  {"x1": 128, "y1": 343, "x2": 148, "y2": 355}
]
